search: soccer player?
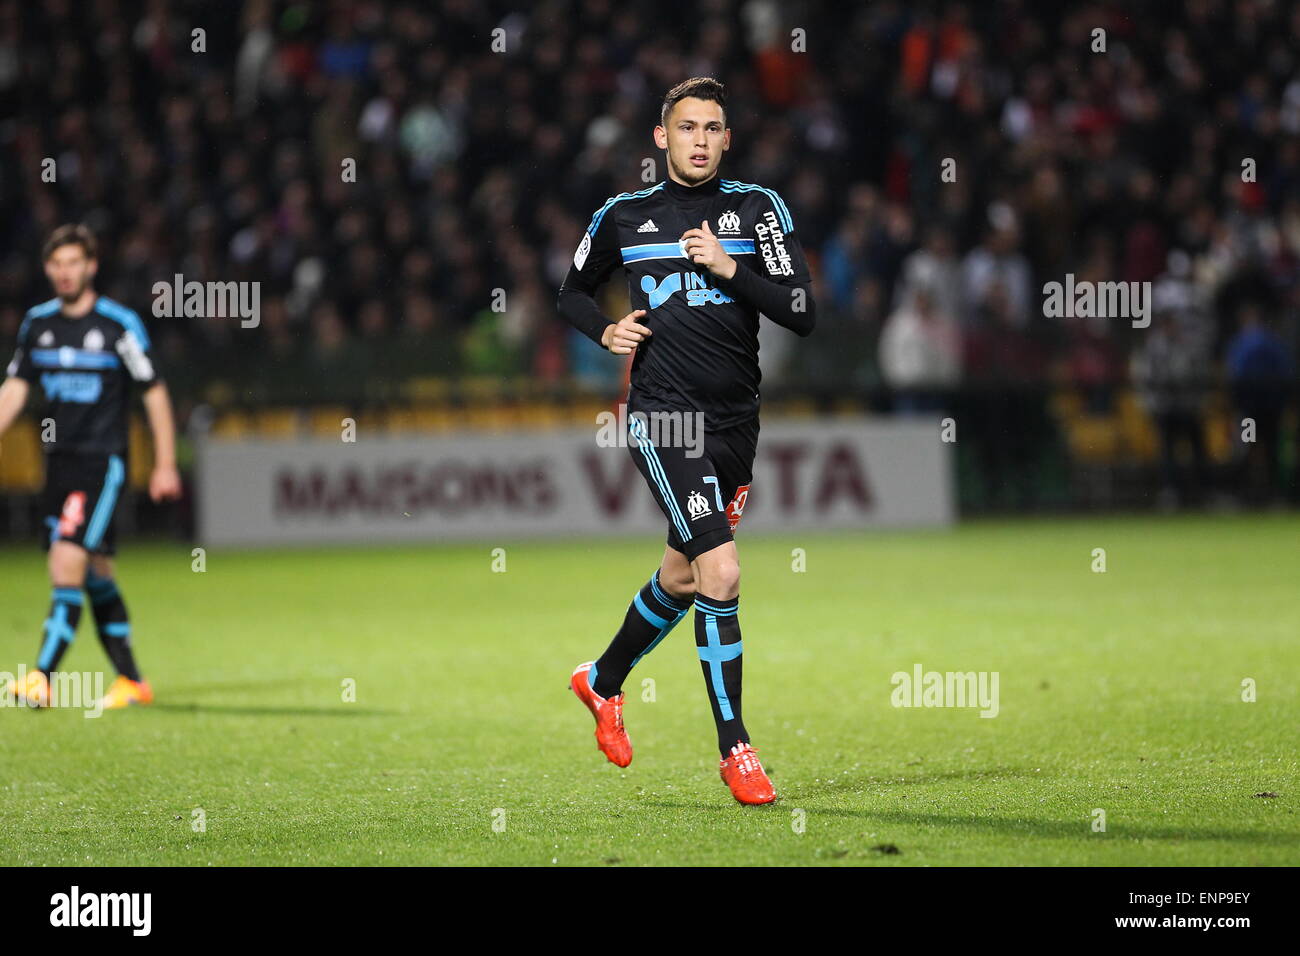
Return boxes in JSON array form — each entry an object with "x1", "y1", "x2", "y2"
[
  {"x1": 558, "y1": 78, "x2": 815, "y2": 804},
  {"x1": 0, "y1": 224, "x2": 181, "y2": 710}
]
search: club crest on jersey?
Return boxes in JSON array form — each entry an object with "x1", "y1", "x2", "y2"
[
  {"x1": 716, "y1": 210, "x2": 742, "y2": 234},
  {"x1": 38, "y1": 330, "x2": 54, "y2": 346},
  {"x1": 641, "y1": 271, "x2": 735, "y2": 309},
  {"x1": 83, "y1": 328, "x2": 105, "y2": 351},
  {"x1": 686, "y1": 489, "x2": 712, "y2": 520}
]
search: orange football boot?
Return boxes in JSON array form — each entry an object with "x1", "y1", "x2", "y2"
[
  {"x1": 569, "y1": 662, "x2": 632, "y2": 767},
  {"x1": 98, "y1": 675, "x2": 154, "y2": 710},
  {"x1": 5, "y1": 670, "x2": 51, "y2": 708},
  {"x1": 719, "y1": 741, "x2": 776, "y2": 804}
]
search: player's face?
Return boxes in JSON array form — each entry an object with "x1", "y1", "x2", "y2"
[
  {"x1": 44, "y1": 245, "x2": 97, "y2": 301},
  {"x1": 656, "y1": 97, "x2": 730, "y2": 185}
]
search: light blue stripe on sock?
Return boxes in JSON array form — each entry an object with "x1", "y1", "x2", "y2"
[
  {"x1": 633, "y1": 592, "x2": 670, "y2": 630},
  {"x1": 649, "y1": 573, "x2": 688, "y2": 612},
  {"x1": 631, "y1": 607, "x2": 688, "y2": 668},
  {"x1": 37, "y1": 601, "x2": 77, "y2": 672},
  {"x1": 698, "y1": 615, "x2": 742, "y2": 720}
]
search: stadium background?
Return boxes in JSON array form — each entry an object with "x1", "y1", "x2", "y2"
[
  {"x1": 1, "y1": 0, "x2": 1298, "y2": 870},
  {"x1": 2, "y1": 0, "x2": 1298, "y2": 536}
]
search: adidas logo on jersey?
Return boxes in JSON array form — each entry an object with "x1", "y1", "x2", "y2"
[{"x1": 637, "y1": 219, "x2": 658, "y2": 233}]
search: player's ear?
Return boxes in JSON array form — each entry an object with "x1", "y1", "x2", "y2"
[
  {"x1": 722, "y1": 128, "x2": 731, "y2": 152},
  {"x1": 87, "y1": 258, "x2": 98, "y2": 279},
  {"x1": 653, "y1": 125, "x2": 668, "y2": 150}
]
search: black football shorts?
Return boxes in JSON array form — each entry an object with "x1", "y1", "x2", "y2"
[
  {"x1": 626, "y1": 411, "x2": 757, "y2": 562},
  {"x1": 42, "y1": 452, "x2": 126, "y2": 555}
]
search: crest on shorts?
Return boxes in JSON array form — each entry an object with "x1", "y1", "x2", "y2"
[{"x1": 686, "y1": 489, "x2": 711, "y2": 520}]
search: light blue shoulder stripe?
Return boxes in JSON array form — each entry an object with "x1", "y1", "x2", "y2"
[
  {"x1": 587, "y1": 183, "x2": 665, "y2": 237},
  {"x1": 19, "y1": 298, "x2": 61, "y2": 342},
  {"x1": 94, "y1": 296, "x2": 151, "y2": 349},
  {"x1": 24, "y1": 298, "x2": 61, "y2": 319},
  {"x1": 720, "y1": 180, "x2": 793, "y2": 232}
]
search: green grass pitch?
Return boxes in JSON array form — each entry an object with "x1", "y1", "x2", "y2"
[{"x1": 0, "y1": 513, "x2": 1296, "y2": 866}]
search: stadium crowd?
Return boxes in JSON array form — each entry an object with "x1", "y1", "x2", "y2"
[{"x1": 2, "y1": 0, "x2": 1299, "y2": 502}]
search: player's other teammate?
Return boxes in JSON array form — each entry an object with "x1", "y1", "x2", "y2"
[
  {"x1": 0, "y1": 224, "x2": 181, "y2": 709},
  {"x1": 558, "y1": 78, "x2": 815, "y2": 804}
]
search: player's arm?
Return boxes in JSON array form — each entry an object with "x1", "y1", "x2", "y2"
[
  {"x1": 116, "y1": 323, "x2": 181, "y2": 503},
  {"x1": 557, "y1": 205, "x2": 653, "y2": 354},
  {"x1": 0, "y1": 377, "x2": 30, "y2": 445},
  {"x1": 141, "y1": 382, "x2": 180, "y2": 502},
  {"x1": 0, "y1": 323, "x2": 36, "y2": 450},
  {"x1": 682, "y1": 201, "x2": 817, "y2": 337}
]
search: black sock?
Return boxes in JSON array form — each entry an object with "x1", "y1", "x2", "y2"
[
  {"x1": 694, "y1": 593, "x2": 749, "y2": 756},
  {"x1": 86, "y1": 572, "x2": 141, "y2": 682},
  {"x1": 35, "y1": 586, "x2": 84, "y2": 674},
  {"x1": 590, "y1": 570, "x2": 691, "y2": 699}
]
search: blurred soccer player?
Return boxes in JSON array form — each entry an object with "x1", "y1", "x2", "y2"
[
  {"x1": 559, "y1": 78, "x2": 815, "y2": 804},
  {"x1": 0, "y1": 224, "x2": 181, "y2": 710}
]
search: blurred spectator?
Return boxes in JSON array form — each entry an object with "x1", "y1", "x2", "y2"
[
  {"x1": 879, "y1": 286, "x2": 961, "y2": 412},
  {"x1": 1131, "y1": 310, "x2": 1213, "y2": 508},
  {"x1": 1226, "y1": 302, "x2": 1294, "y2": 504},
  {"x1": 962, "y1": 211, "x2": 1033, "y2": 330}
]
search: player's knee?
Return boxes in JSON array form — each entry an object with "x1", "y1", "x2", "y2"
[
  {"x1": 47, "y1": 545, "x2": 87, "y2": 587},
  {"x1": 696, "y1": 556, "x2": 740, "y2": 597}
]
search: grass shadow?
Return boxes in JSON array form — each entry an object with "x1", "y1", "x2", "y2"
[{"x1": 150, "y1": 703, "x2": 395, "y2": 718}]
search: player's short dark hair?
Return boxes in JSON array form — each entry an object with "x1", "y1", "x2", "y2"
[
  {"x1": 661, "y1": 77, "x2": 727, "y2": 127},
  {"x1": 43, "y1": 223, "x2": 98, "y2": 261}
]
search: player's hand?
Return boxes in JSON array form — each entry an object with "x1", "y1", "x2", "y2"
[
  {"x1": 681, "y1": 220, "x2": 736, "y2": 279},
  {"x1": 602, "y1": 309, "x2": 652, "y2": 355},
  {"x1": 149, "y1": 465, "x2": 182, "y2": 503}
]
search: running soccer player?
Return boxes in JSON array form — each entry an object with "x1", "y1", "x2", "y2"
[
  {"x1": 558, "y1": 78, "x2": 815, "y2": 804},
  {"x1": 0, "y1": 224, "x2": 181, "y2": 710}
]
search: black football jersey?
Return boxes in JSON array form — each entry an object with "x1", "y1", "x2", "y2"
[
  {"x1": 6, "y1": 295, "x2": 161, "y2": 456},
  {"x1": 562, "y1": 174, "x2": 812, "y2": 430}
]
